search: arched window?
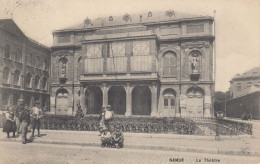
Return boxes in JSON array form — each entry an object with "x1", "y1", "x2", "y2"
[
  {"x1": 26, "y1": 54, "x2": 32, "y2": 66},
  {"x1": 42, "y1": 77, "x2": 47, "y2": 90},
  {"x1": 14, "y1": 48, "x2": 22, "y2": 62},
  {"x1": 14, "y1": 69, "x2": 21, "y2": 85},
  {"x1": 43, "y1": 59, "x2": 48, "y2": 70},
  {"x1": 163, "y1": 52, "x2": 177, "y2": 76},
  {"x1": 36, "y1": 56, "x2": 41, "y2": 68},
  {"x1": 5, "y1": 45, "x2": 10, "y2": 59},
  {"x1": 34, "y1": 75, "x2": 40, "y2": 89},
  {"x1": 163, "y1": 88, "x2": 176, "y2": 109},
  {"x1": 77, "y1": 56, "x2": 82, "y2": 79},
  {"x1": 26, "y1": 73, "x2": 32, "y2": 88},
  {"x1": 3, "y1": 67, "x2": 10, "y2": 84}
]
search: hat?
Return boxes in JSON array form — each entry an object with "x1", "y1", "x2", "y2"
[
  {"x1": 18, "y1": 99, "x2": 24, "y2": 102},
  {"x1": 34, "y1": 100, "x2": 40, "y2": 105},
  {"x1": 107, "y1": 105, "x2": 111, "y2": 108},
  {"x1": 24, "y1": 105, "x2": 29, "y2": 109}
]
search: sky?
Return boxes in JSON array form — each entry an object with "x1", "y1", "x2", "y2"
[{"x1": 1, "y1": 0, "x2": 259, "y2": 92}]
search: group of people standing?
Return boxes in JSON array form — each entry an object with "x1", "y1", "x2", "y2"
[
  {"x1": 2, "y1": 99, "x2": 42, "y2": 144},
  {"x1": 99, "y1": 105, "x2": 124, "y2": 149}
]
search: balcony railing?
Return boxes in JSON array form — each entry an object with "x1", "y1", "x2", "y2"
[{"x1": 107, "y1": 57, "x2": 127, "y2": 73}]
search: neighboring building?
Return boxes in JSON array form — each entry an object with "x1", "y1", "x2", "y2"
[
  {"x1": 50, "y1": 10, "x2": 215, "y2": 117},
  {"x1": 229, "y1": 67, "x2": 260, "y2": 98},
  {"x1": 0, "y1": 19, "x2": 51, "y2": 111}
]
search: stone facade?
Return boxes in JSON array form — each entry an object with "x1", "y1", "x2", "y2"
[
  {"x1": 229, "y1": 67, "x2": 260, "y2": 98},
  {"x1": 50, "y1": 11, "x2": 215, "y2": 117},
  {"x1": 0, "y1": 19, "x2": 51, "y2": 111}
]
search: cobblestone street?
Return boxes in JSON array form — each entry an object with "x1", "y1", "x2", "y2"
[{"x1": 0, "y1": 141, "x2": 259, "y2": 164}]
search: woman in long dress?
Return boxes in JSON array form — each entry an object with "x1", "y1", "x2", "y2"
[{"x1": 3, "y1": 107, "x2": 17, "y2": 138}]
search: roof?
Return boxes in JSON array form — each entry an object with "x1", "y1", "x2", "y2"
[
  {"x1": 0, "y1": 19, "x2": 50, "y2": 51},
  {"x1": 232, "y1": 67, "x2": 260, "y2": 80},
  {"x1": 0, "y1": 19, "x2": 26, "y2": 38},
  {"x1": 55, "y1": 10, "x2": 213, "y2": 32}
]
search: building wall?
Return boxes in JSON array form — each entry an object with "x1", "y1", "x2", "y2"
[
  {"x1": 50, "y1": 12, "x2": 215, "y2": 117},
  {"x1": 0, "y1": 20, "x2": 51, "y2": 111}
]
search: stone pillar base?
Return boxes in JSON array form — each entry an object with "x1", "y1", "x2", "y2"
[
  {"x1": 180, "y1": 107, "x2": 186, "y2": 117},
  {"x1": 125, "y1": 111, "x2": 132, "y2": 116},
  {"x1": 151, "y1": 112, "x2": 157, "y2": 117},
  {"x1": 204, "y1": 108, "x2": 211, "y2": 117}
]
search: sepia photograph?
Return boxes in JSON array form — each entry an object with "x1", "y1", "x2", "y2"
[{"x1": 0, "y1": 0, "x2": 259, "y2": 163}]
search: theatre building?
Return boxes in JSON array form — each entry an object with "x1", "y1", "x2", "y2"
[
  {"x1": 0, "y1": 19, "x2": 51, "y2": 111},
  {"x1": 50, "y1": 10, "x2": 215, "y2": 117}
]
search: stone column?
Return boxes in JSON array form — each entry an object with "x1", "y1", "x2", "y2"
[
  {"x1": 102, "y1": 83, "x2": 108, "y2": 107},
  {"x1": 204, "y1": 95, "x2": 211, "y2": 117},
  {"x1": 80, "y1": 85, "x2": 86, "y2": 114},
  {"x1": 151, "y1": 83, "x2": 158, "y2": 117},
  {"x1": 125, "y1": 83, "x2": 132, "y2": 116},
  {"x1": 180, "y1": 95, "x2": 186, "y2": 117}
]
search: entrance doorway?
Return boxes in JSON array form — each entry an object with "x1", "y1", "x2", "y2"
[
  {"x1": 56, "y1": 88, "x2": 69, "y2": 115},
  {"x1": 186, "y1": 87, "x2": 204, "y2": 117},
  {"x1": 108, "y1": 86, "x2": 126, "y2": 115},
  {"x1": 132, "y1": 86, "x2": 151, "y2": 115},
  {"x1": 85, "y1": 86, "x2": 103, "y2": 114}
]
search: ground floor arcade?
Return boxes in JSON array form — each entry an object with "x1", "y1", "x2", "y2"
[
  {"x1": 0, "y1": 87, "x2": 50, "y2": 111},
  {"x1": 51, "y1": 82, "x2": 214, "y2": 117}
]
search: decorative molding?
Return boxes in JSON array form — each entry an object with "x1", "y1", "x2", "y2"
[
  {"x1": 181, "y1": 42, "x2": 210, "y2": 49},
  {"x1": 52, "y1": 50, "x2": 74, "y2": 57}
]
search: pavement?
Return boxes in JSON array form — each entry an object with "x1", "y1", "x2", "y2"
[{"x1": 1, "y1": 123, "x2": 260, "y2": 157}]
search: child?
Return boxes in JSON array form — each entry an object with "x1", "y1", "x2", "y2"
[
  {"x1": 98, "y1": 106, "x2": 106, "y2": 136},
  {"x1": 3, "y1": 107, "x2": 17, "y2": 138},
  {"x1": 111, "y1": 125, "x2": 124, "y2": 149},
  {"x1": 100, "y1": 128, "x2": 112, "y2": 148}
]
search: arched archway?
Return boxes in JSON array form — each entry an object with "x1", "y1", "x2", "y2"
[
  {"x1": 108, "y1": 86, "x2": 126, "y2": 115},
  {"x1": 163, "y1": 88, "x2": 176, "y2": 110},
  {"x1": 186, "y1": 87, "x2": 204, "y2": 117},
  {"x1": 85, "y1": 86, "x2": 103, "y2": 114},
  {"x1": 56, "y1": 88, "x2": 69, "y2": 115},
  {"x1": 162, "y1": 51, "x2": 177, "y2": 77},
  {"x1": 132, "y1": 86, "x2": 151, "y2": 115}
]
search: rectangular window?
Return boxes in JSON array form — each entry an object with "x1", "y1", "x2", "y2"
[
  {"x1": 109, "y1": 42, "x2": 126, "y2": 57},
  {"x1": 58, "y1": 36, "x2": 70, "y2": 43},
  {"x1": 237, "y1": 86, "x2": 241, "y2": 91},
  {"x1": 86, "y1": 44, "x2": 102, "y2": 58},
  {"x1": 133, "y1": 41, "x2": 149, "y2": 56},
  {"x1": 187, "y1": 24, "x2": 204, "y2": 33}
]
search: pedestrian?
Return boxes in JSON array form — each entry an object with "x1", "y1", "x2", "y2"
[
  {"x1": 30, "y1": 101, "x2": 42, "y2": 138},
  {"x1": 3, "y1": 106, "x2": 17, "y2": 138},
  {"x1": 75, "y1": 103, "x2": 84, "y2": 118},
  {"x1": 111, "y1": 124, "x2": 124, "y2": 149},
  {"x1": 19, "y1": 105, "x2": 31, "y2": 144},
  {"x1": 98, "y1": 106, "x2": 106, "y2": 136},
  {"x1": 104, "y1": 105, "x2": 114, "y2": 132},
  {"x1": 15, "y1": 99, "x2": 24, "y2": 135},
  {"x1": 100, "y1": 128, "x2": 112, "y2": 148}
]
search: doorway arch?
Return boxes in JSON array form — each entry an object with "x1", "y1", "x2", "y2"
[
  {"x1": 85, "y1": 86, "x2": 103, "y2": 114},
  {"x1": 132, "y1": 86, "x2": 151, "y2": 115},
  {"x1": 108, "y1": 86, "x2": 126, "y2": 115},
  {"x1": 56, "y1": 88, "x2": 69, "y2": 115}
]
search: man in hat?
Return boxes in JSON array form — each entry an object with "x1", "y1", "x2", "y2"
[
  {"x1": 104, "y1": 105, "x2": 114, "y2": 132},
  {"x1": 100, "y1": 127, "x2": 112, "y2": 148},
  {"x1": 98, "y1": 106, "x2": 106, "y2": 136},
  {"x1": 30, "y1": 100, "x2": 42, "y2": 138},
  {"x1": 15, "y1": 99, "x2": 24, "y2": 135},
  {"x1": 19, "y1": 105, "x2": 31, "y2": 144},
  {"x1": 111, "y1": 124, "x2": 124, "y2": 149}
]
